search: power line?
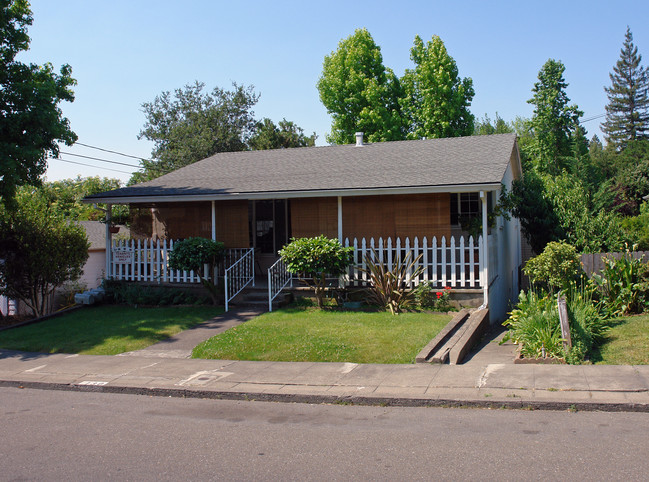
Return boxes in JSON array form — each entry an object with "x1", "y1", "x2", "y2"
[
  {"x1": 59, "y1": 151, "x2": 141, "y2": 168},
  {"x1": 582, "y1": 113, "x2": 606, "y2": 123},
  {"x1": 75, "y1": 141, "x2": 153, "y2": 162},
  {"x1": 51, "y1": 157, "x2": 135, "y2": 175}
]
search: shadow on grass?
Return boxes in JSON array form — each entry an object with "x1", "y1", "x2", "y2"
[
  {"x1": 0, "y1": 304, "x2": 223, "y2": 355},
  {"x1": 588, "y1": 317, "x2": 628, "y2": 364}
]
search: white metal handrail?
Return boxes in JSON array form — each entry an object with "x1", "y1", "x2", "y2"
[
  {"x1": 224, "y1": 248, "x2": 255, "y2": 312},
  {"x1": 268, "y1": 257, "x2": 293, "y2": 312}
]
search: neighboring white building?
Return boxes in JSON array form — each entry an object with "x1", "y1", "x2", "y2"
[{"x1": 78, "y1": 221, "x2": 129, "y2": 289}]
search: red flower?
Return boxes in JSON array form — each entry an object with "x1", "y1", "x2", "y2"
[{"x1": 436, "y1": 292, "x2": 443, "y2": 299}]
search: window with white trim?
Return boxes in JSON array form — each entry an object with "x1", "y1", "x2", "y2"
[{"x1": 450, "y1": 192, "x2": 480, "y2": 226}]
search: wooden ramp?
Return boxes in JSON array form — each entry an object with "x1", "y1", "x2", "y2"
[{"x1": 415, "y1": 308, "x2": 490, "y2": 365}]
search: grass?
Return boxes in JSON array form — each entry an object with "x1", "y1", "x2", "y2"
[
  {"x1": 591, "y1": 314, "x2": 649, "y2": 365},
  {"x1": 192, "y1": 307, "x2": 451, "y2": 364},
  {"x1": 0, "y1": 305, "x2": 223, "y2": 355}
]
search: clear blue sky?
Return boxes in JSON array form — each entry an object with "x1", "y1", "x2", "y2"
[{"x1": 22, "y1": 0, "x2": 649, "y2": 183}]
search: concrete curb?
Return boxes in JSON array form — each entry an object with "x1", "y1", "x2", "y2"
[{"x1": 2, "y1": 379, "x2": 649, "y2": 413}]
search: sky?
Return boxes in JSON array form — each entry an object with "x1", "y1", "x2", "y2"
[{"x1": 20, "y1": 0, "x2": 649, "y2": 184}]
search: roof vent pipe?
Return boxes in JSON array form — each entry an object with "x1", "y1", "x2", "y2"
[{"x1": 355, "y1": 132, "x2": 364, "y2": 147}]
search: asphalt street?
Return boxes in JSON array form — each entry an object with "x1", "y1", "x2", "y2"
[{"x1": 2, "y1": 387, "x2": 649, "y2": 481}]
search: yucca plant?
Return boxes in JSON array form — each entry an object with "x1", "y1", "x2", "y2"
[{"x1": 361, "y1": 248, "x2": 424, "y2": 315}]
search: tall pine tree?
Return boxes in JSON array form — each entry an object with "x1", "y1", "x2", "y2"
[{"x1": 602, "y1": 27, "x2": 649, "y2": 150}]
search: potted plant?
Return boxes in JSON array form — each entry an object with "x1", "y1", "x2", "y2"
[{"x1": 100, "y1": 208, "x2": 130, "y2": 234}]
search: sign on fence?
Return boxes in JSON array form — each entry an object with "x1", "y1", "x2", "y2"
[{"x1": 113, "y1": 251, "x2": 134, "y2": 264}]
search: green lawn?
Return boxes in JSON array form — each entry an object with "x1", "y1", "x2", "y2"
[
  {"x1": 591, "y1": 314, "x2": 649, "y2": 365},
  {"x1": 0, "y1": 305, "x2": 223, "y2": 355},
  {"x1": 192, "y1": 308, "x2": 451, "y2": 364}
]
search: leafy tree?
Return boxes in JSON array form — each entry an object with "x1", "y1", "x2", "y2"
[
  {"x1": 527, "y1": 59, "x2": 583, "y2": 175},
  {"x1": 317, "y1": 28, "x2": 405, "y2": 144},
  {"x1": 499, "y1": 171, "x2": 563, "y2": 254},
  {"x1": 0, "y1": 187, "x2": 89, "y2": 318},
  {"x1": 602, "y1": 27, "x2": 649, "y2": 150},
  {"x1": 248, "y1": 118, "x2": 317, "y2": 150},
  {"x1": 134, "y1": 81, "x2": 259, "y2": 182},
  {"x1": 621, "y1": 200, "x2": 649, "y2": 250},
  {"x1": 543, "y1": 174, "x2": 625, "y2": 253},
  {"x1": 168, "y1": 237, "x2": 225, "y2": 305},
  {"x1": 501, "y1": 171, "x2": 626, "y2": 254},
  {"x1": 0, "y1": 0, "x2": 77, "y2": 205},
  {"x1": 279, "y1": 236, "x2": 353, "y2": 308},
  {"x1": 473, "y1": 113, "x2": 513, "y2": 136},
  {"x1": 401, "y1": 35, "x2": 475, "y2": 139},
  {"x1": 42, "y1": 176, "x2": 125, "y2": 221}
]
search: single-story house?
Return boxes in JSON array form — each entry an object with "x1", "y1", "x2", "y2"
[{"x1": 85, "y1": 132, "x2": 522, "y2": 321}]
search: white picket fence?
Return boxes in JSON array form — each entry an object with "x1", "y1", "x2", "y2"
[
  {"x1": 109, "y1": 239, "x2": 251, "y2": 284},
  {"x1": 343, "y1": 235, "x2": 483, "y2": 289},
  {"x1": 108, "y1": 235, "x2": 486, "y2": 311}
]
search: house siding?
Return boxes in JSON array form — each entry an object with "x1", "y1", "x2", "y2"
[
  {"x1": 131, "y1": 201, "x2": 249, "y2": 248},
  {"x1": 342, "y1": 194, "x2": 451, "y2": 241},
  {"x1": 289, "y1": 197, "x2": 338, "y2": 239}
]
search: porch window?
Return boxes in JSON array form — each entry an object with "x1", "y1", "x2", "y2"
[{"x1": 450, "y1": 192, "x2": 480, "y2": 226}]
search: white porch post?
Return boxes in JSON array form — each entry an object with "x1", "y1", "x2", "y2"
[
  {"x1": 105, "y1": 204, "x2": 112, "y2": 279},
  {"x1": 480, "y1": 191, "x2": 489, "y2": 307},
  {"x1": 211, "y1": 200, "x2": 216, "y2": 241},
  {"x1": 337, "y1": 196, "x2": 343, "y2": 243}
]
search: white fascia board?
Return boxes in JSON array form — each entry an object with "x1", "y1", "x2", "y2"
[{"x1": 84, "y1": 183, "x2": 502, "y2": 205}]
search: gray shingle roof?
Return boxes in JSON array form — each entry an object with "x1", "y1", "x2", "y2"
[
  {"x1": 79, "y1": 221, "x2": 129, "y2": 250},
  {"x1": 86, "y1": 133, "x2": 518, "y2": 201}
]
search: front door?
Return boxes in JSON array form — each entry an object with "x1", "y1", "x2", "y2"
[{"x1": 249, "y1": 200, "x2": 290, "y2": 272}]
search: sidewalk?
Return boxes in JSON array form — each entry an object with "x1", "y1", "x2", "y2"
[{"x1": 1, "y1": 348, "x2": 648, "y2": 411}]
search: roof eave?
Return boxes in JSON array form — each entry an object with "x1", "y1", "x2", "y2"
[{"x1": 83, "y1": 183, "x2": 504, "y2": 205}]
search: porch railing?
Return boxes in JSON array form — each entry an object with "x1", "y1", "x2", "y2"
[
  {"x1": 267, "y1": 257, "x2": 293, "y2": 312},
  {"x1": 224, "y1": 248, "x2": 255, "y2": 312},
  {"x1": 109, "y1": 239, "x2": 251, "y2": 286},
  {"x1": 110, "y1": 239, "x2": 203, "y2": 283},
  {"x1": 344, "y1": 235, "x2": 483, "y2": 289}
]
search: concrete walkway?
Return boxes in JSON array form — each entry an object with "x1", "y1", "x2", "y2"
[
  {"x1": 1, "y1": 348, "x2": 648, "y2": 411},
  {"x1": 118, "y1": 307, "x2": 264, "y2": 359}
]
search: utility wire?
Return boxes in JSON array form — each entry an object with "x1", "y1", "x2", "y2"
[
  {"x1": 51, "y1": 157, "x2": 135, "y2": 175},
  {"x1": 75, "y1": 142, "x2": 153, "y2": 162},
  {"x1": 59, "y1": 151, "x2": 141, "y2": 168},
  {"x1": 582, "y1": 113, "x2": 606, "y2": 123}
]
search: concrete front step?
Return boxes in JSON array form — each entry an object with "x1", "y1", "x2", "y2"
[{"x1": 228, "y1": 289, "x2": 292, "y2": 310}]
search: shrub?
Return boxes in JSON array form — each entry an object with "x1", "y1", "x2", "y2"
[
  {"x1": 523, "y1": 241, "x2": 582, "y2": 293},
  {"x1": 503, "y1": 289, "x2": 610, "y2": 364},
  {"x1": 414, "y1": 283, "x2": 453, "y2": 311},
  {"x1": 362, "y1": 249, "x2": 423, "y2": 314},
  {"x1": 591, "y1": 249, "x2": 649, "y2": 315},
  {"x1": 279, "y1": 236, "x2": 353, "y2": 309},
  {"x1": 168, "y1": 237, "x2": 225, "y2": 305},
  {"x1": 102, "y1": 280, "x2": 210, "y2": 306}
]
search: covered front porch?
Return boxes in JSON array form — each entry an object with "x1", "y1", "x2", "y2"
[{"x1": 104, "y1": 190, "x2": 497, "y2": 312}]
